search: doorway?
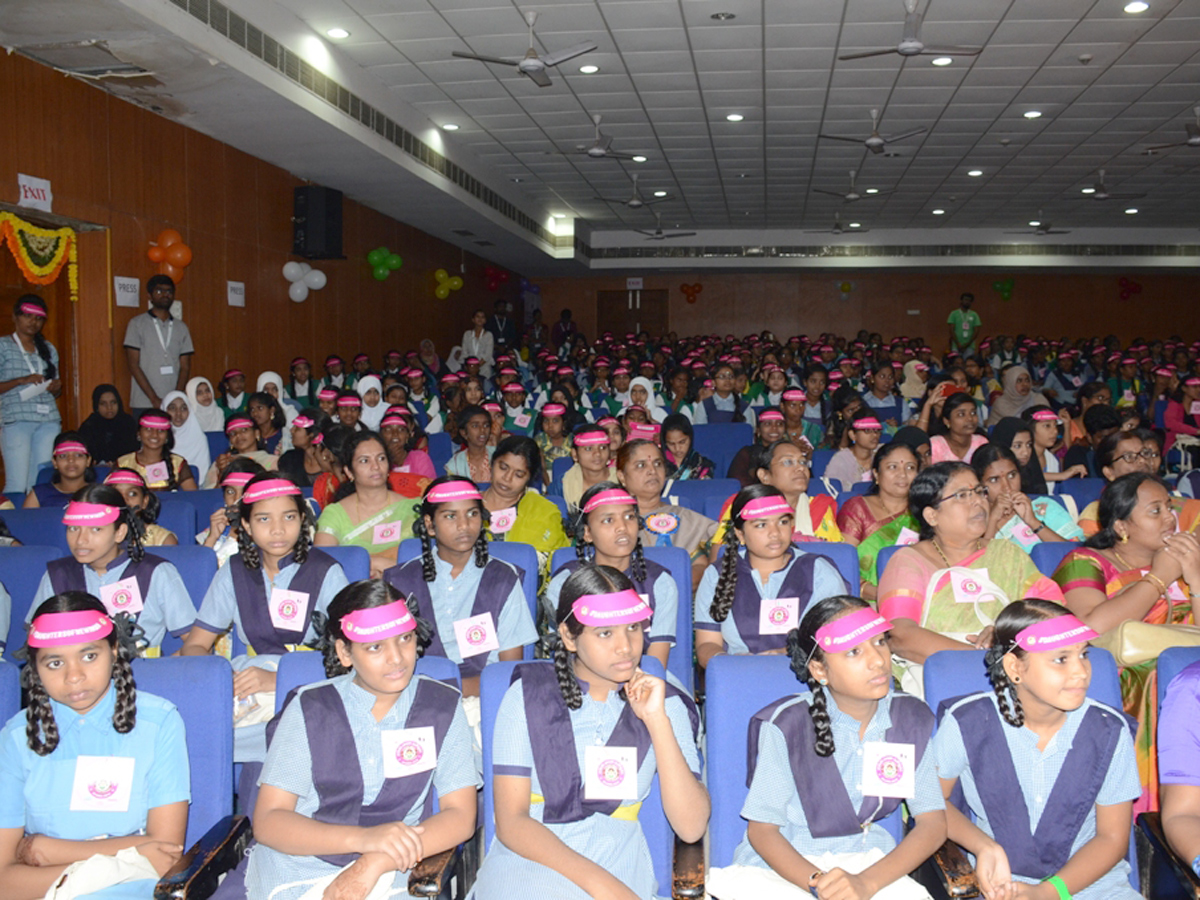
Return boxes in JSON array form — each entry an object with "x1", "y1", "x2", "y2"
[{"x1": 596, "y1": 289, "x2": 668, "y2": 339}]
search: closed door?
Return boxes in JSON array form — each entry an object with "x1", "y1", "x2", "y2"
[{"x1": 597, "y1": 289, "x2": 668, "y2": 338}]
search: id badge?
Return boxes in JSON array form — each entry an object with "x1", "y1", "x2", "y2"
[
  {"x1": 895, "y1": 526, "x2": 919, "y2": 546},
  {"x1": 1191, "y1": 401, "x2": 1200, "y2": 416},
  {"x1": 584, "y1": 745, "x2": 639, "y2": 801},
  {"x1": 159, "y1": 365, "x2": 175, "y2": 376},
  {"x1": 100, "y1": 577, "x2": 144, "y2": 617},
  {"x1": 861, "y1": 741, "x2": 916, "y2": 799},
  {"x1": 269, "y1": 588, "x2": 309, "y2": 632},
  {"x1": 373, "y1": 522, "x2": 402, "y2": 544},
  {"x1": 950, "y1": 568, "x2": 1000, "y2": 605},
  {"x1": 381, "y1": 726, "x2": 437, "y2": 778},
  {"x1": 513, "y1": 412, "x2": 531, "y2": 428},
  {"x1": 453, "y1": 612, "x2": 500, "y2": 658},
  {"x1": 489, "y1": 507, "x2": 517, "y2": 534},
  {"x1": 70, "y1": 756, "x2": 136, "y2": 812},
  {"x1": 35, "y1": 404, "x2": 51, "y2": 416},
  {"x1": 144, "y1": 461, "x2": 170, "y2": 484},
  {"x1": 759, "y1": 596, "x2": 799, "y2": 635}
]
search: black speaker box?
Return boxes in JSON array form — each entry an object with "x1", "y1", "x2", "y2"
[{"x1": 292, "y1": 186, "x2": 343, "y2": 259}]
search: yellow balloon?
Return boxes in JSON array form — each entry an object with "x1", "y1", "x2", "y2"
[
  {"x1": 448, "y1": 276, "x2": 464, "y2": 291},
  {"x1": 434, "y1": 268, "x2": 449, "y2": 283},
  {"x1": 840, "y1": 281, "x2": 852, "y2": 293},
  {"x1": 435, "y1": 284, "x2": 451, "y2": 299}
]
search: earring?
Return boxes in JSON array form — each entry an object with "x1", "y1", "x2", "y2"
[
  {"x1": 1119, "y1": 532, "x2": 1129, "y2": 544},
  {"x1": 819, "y1": 679, "x2": 828, "y2": 686},
  {"x1": 1011, "y1": 676, "x2": 1021, "y2": 684}
]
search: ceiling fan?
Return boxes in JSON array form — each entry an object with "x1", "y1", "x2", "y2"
[
  {"x1": 635, "y1": 212, "x2": 696, "y2": 241},
  {"x1": 451, "y1": 10, "x2": 596, "y2": 88},
  {"x1": 838, "y1": 0, "x2": 982, "y2": 61},
  {"x1": 1005, "y1": 212, "x2": 1070, "y2": 236},
  {"x1": 566, "y1": 114, "x2": 642, "y2": 161},
  {"x1": 595, "y1": 173, "x2": 668, "y2": 209},
  {"x1": 819, "y1": 108, "x2": 927, "y2": 154},
  {"x1": 813, "y1": 170, "x2": 892, "y2": 202},
  {"x1": 806, "y1": 213, "x2": 868, "y2": 235},
  {"x1": 1144, "y1": 107, "x2": 1200, "y2": 152},
  {"x1": 1073, "y1": 169, "x2": 1146, "y2": 201}
]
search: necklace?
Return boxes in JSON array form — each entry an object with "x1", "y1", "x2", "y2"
[
  {"x1": 932, "y1": 539, "x2": 952, "y2": 569},
  {"x1": 1111, "y1": 548, "x2": 1138, "y2": 572}
]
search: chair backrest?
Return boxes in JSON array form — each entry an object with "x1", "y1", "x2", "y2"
[
  {"x1": 274, "y1": 651, "x2": 461, "y2": 714},
  {"x1": 426, "y1": 432, "x2": 454, "y2": 474},
  {"x1": 132, "y1": 656, "x2": 233, "y2": 847},
  {"x1": 0, "y1": 545, "x2": 61, "y2": 661},
  {"x1": 319, "y1": 545, "x2": 370, "y2": 582},
  {"x1": 1058, "y1": 477, "x2": 1106, "y2": 512},
  {"x1": 548, "y1": 456, "x2": 573, "y2": 496},
  {"x1": 1179, "y1": 470, "x2": 1200, "y2": 500},
  {"x1": 144, "y1": 545, "x2": 218, "y2": 655},
  {"x1": 160, "y1": 489, "x2": 226, "y2": 533},
  {"x1": 205, "y1": 431, "x2": 228, "y2": 463},
  {"x1": 664, "y1": 478, "x2": 740, "y2": 515},
  {"x1": 0, "y1": 659, "x2": 19, "y2": 724},
  {"x1": 480, "y1": 658, "x2": 675, "y2": 890},
  {"x1": 1157, "y1": 647, "x2": 1200, "y2": 713},
  {"x1": 154, "y1": 502, "x2": 197, "y2": 545},
  {"x1": 693, "y1": 423, "x2": 753, "y2": 477},
  {"x1": 876, "y1": 543, "x2": 902, "y2": 585},
  {"x1": 2, "y1": 508, "x2": 70, "y2": 554},
  {"x1": 1030, "y1": 541, "x2": 1080, "y2": 578},
  {"x1": 805, "y1": 542, "x2": 861, "y2": 597},
  {"x1": 810, "y1": 449, "x2": 835, "y2": 479},
  {"x1": 705, "y1": 654, "x2": 903, "y2": 867},
  {"x1": 704, "y1": 493, "x2": 732, "y2": 522}
]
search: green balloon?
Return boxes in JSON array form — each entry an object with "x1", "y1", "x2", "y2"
[
  {"x1": 372, "y1": 265, "x2": 390, "y2": 281},
  {"x1": 386, "y1": 254, "x2": 403, "y2": 270},
  {"x1": 367, "y1": 248, "x2": 386, "y2": 267},
  {"x1": 992, "y1": 281, "x2": 1003, "y2": 291}
]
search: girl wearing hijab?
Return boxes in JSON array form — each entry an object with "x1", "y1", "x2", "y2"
[
  {"x1": 355, "y1": 374, "x2": 386, "y2": 431},
  {"x1": 256, "y1": 370, "x2": 300, "y2": 420},
  {"x1": 899, "y1": 359, "x2": 929, "y2": 404},
  {"x1": 627, "y1": 375, "x2": 666, "y2": 423},
  {"x1": 986, "y1": 365, "x2": 1050, "y2": 427},
  {"x1": 185, "y1": 376, "x2": 225, "y2": 432},
  {"x1": 77, "y1": 383, "x2": 139, "y2": 465},
  {"x1": 161, "y1": 390, "x2": 212, "y2": 478}
]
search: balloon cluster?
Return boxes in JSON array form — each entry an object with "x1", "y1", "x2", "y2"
[
  {"x1": 434, "y1": 269, "x2": 465, "y2": 300},
  {"x1": 146, "y1": 229, "x2": 194, "y2": 284},
  {"x1": 484, "y1": 266, "x2": 510, "y2": 292},
  {"x1": 367, "y1": 246, "x2": 404, "y2": 281},
  {"x1": 1118, "y1": 276, "x2": 1143, "y2": 301},
  {"x1": 991, "y1": 277, "x2": 1015, "y2": 301},
  {"x1": 518, "y1": 277, "x2": 541, "y2": 296},
  {"x1": 680, "y1": 283, "x2": 703, "y2": 304},
  {"x1": 282, "y1": 262, "x2": 327, "y2": 303},
  {"x1": 838, "y1": 280, "x2": 854, "y2": 300}
]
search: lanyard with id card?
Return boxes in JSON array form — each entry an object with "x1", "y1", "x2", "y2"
[
  {"x1": 861, "y1": 741, "x2": 916, "y2": 800},
  {"x1": 584, "y1": 745, "x2": 639, "y2": 801},
  {"x1": 70, "y1": 756, "x2": 136, "y2": 812}
]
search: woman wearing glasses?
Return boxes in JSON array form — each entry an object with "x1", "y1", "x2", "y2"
[
  {"x1": 877, "y1": 461, "x2": 1065, "y2": 697},
  {"x1": 1077, "y1": 430, "x2": 1160, "y2": 537}
]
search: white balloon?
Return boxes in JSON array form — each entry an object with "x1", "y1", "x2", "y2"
[
  {"x1": 303, "y1": 269, "x2": 327, "y2": 290},
  {"x1": 299, "y1": 262, "x2": 312, "y2": 275},
  {"x1": 282, "y1": 261, "x2": 304, "y2": 282},
  {"x1": 288, "y1": 281, "x2": 309, "y2": 303}
]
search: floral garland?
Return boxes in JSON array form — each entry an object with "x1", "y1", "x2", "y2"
[{"x1": 0, "y1": 211, "x2": 78, "y2": 301}]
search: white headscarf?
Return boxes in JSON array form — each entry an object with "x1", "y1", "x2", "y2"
[
  {"x1": 256, "y1": 371, "x2": 298, "y2": 425},
  {"x1": 161, "y1": 390, "x2": 211, "y2": 476},
  {"x1": 627, "y1": 376, "x2": 666, "y2": 422},
  {"x1": 356, "y1": 375, "x2": 386, "y2": 430},
  {"x1": 186, "y1": 376, "x2": 225, "y2": 431}
]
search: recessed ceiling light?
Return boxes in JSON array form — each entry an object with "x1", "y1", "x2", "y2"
[
  {"x1": 578, "y1": 64, "x2": 599, "y2": 74},
  {"x1": 441, "y1": 123, "x2": 459, "y2": 131},
  {"x1": 931, "y1": 56, "x2": 953, "y2": 66},
  {"x1": 511, "y1": 177, "x2": 523, "y2": 183},
  {"x1": 1125, "y1": 207, "x2": 1139, "y2": 214},
  {"x1": 931, "y1": 209, "x2": 946, "y2": 215},
  {"x1": 1124, "y1": 1, "x2": 1149, "y2": 12},
  {"x1": 711, "y1": 12, "x2": 736, "y2": 20},
  {"x1": 1023, "y1": 110, "x2": 1043, "y2": 119},
  {"x1": 1029, "y1": 220, "x2": 1041, "y2": 227},
  {"x1": 848, "y1": 222, "x2": 861, "y2": 228},
  {"x1": 653, "y1": 190, "x2": 667, "y2": 197},
  {"x1": 1081, "y1": 187, "x2": 1095, "y2": 194},
  {"x1": 326, "y1": 27, "x2": 350, "y2": 39},
  {"x1": 865, "y1": 188, "x2": 879, "y2": 194},
  {"x1": 553, "y1": 213, "x2": 566, "y2": 219},
  {"x1": 631, "y1": 155, "x2": 647, "y2": 163},
  {"x1": 726, "y1": 113, "x2": 745, "y2": 122},
  {"x1": 967, "y1": 169, "x2": 983, "y2": 177}
]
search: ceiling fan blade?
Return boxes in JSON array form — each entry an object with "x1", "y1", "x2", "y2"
[
  {"x1": 1144, "y1": 141, "x2": 1183, "y2": 152},
  {"x1": 644, "y1": 195, "x2": 672, "y2": 205},
  {"x1": 1105, "y1": 192, "x2": 1146, "y2": 200},
  {"x1": 632, "y1": 230, "x2": 656, "y2": 237},
  {"x1": 812, "y1": 188, "x2": 848, "y2": 198},
  {"x1": 452, "y1": 51, "x2": 520, "y2": 67},
  {"x1": 598, "y1": 134, "x2": 614, "y2": 152},
  {"x1": 541, "y1": 41, "x2": 598, "y2": 67},
  {"x1": 1046, "y1": 229, "x2": 1071, "y2": 234},
  {"x1": 837, "y1": 48, "x2": 901, "y2": 60},
  {"x1": 664, "y1": 232, "x2": 698, "y2": 239},
  {"x1": 817, "y1": 133, "x2": 866, "y2": 143},
  {"x1": 882, "y1": 127, "x2": 927, "y2": 143},
  {"x1": 524, "y1": 66, "x2": 554, "y2": 87},
  {"x1": 918, "y1": 46, "x2": 982, "y2": 56}
]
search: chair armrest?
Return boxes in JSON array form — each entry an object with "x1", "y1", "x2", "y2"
[
  {"x1": 155, "y1": 815, "x2": 252, "y2": 900},
  {"x1": 929, "y1": 839, "x2": 981, "y2": 899},
  {"x1": 672, "y1": 835, "x2": 705, "y2": 900},
  {"x1": 408, "y1": 846, "x2": 459, "y2": 898},
  {"x1": 1136, "y1": 811, "x2": 1200, "y2": 899}
]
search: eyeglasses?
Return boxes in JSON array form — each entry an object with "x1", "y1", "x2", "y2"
[
  {"x1": 933, "y1": 485, "x2": 988, "y2": 506},
  {"x1": 776, "y1": 457, "x2": 811, "y2": 470},
  {"x1": 1116, "y1": 449, "x2": 1160, "y2": 464}
]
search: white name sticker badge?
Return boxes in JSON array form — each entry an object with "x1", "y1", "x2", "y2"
[
  {"x1": 453, "y1": 612, "x2": 500, "y2": 658},
  {"x1": 70, "y1": 755, "x2": 136, "y2": 812},
  {"x1": 159, "y1": 365, "x2": 175, "y2": 376},
  {"x1": 584, "y1": 745, "x2": 639, "y2": 801},
  {"x1": 382, "y1": 725, "x2": 438, "y2": 778},
  {"x1": 269, "y1": 588, "x2": 309, "y2": 632},
  {"x1": 861, "y1": 741, "x2": 916, "y2": 799},
  {"x1": 99, "y1": 577, "x2": 144, "y2": 617},
  {"x1": 758, "y1": 596, "x2": 799, "y2": 635},
  {"x1": 373, "y1": 522, "x2": 402, "y2": 544},
  {"x1": 895, "y1": 526, "x2": 920, "y2": 546},
  {"x1": 144, "y1": 461, "x2": 170, "y2": 484}
]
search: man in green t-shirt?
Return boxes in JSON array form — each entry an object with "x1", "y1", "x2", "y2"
[{"x1": 946, "y1": 292, "x2": 981, "y2": 357}]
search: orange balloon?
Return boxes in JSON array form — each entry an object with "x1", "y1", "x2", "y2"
[
  {"x1": 166, "y1": 243, "x2": 193, "y2": 267},
  {"x1": 147, "y1": 246, "x2": 166, "y2": 263},
  {"x1": 157, "y1": 228, "x2": 182, "y2": 248},
  {"x1": 159, "y1": 261, "x2": 184, "y2": 285}
]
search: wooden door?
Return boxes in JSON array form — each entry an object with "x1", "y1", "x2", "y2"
[{"x1": 596, "y1": 289, "x2": 669, "y2": 339}]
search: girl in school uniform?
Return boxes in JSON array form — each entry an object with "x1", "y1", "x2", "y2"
[
  {"x1": 245, "y1": 579, "x2": 478, "y2": 900},
  {"x1": 180, "y1": 474, "x2": 349, "y2": 761},
  {"x1": 383, "y1": 477, "x2": 537, "y2": 700},
  {"x1": 545, "y1": 482, "x2": 678, "y2": 671},
  {"x1": 933, "y1": 599, "x2": 1141, "y2": 899},
  {"x1": 471, "y1": 564, "x2": 709, "y2": 900},
  {"x1": 115, "y1": 412, "x2": 197, "y2": 492},
  {"x1": 694, "y1": 485, "x2": 846, "y2": 669},
  {"x1": 30, "y1": 485, "x2": 195, "y2": 657},
  {"x1": 709, "y1": 596, "x2": 945, "y2": 900},
  {"x1": 22, "y1": 432, "x2": 94, "y2": 508},
  {"x1": 104, "y1": 469, "x2": 178, "y2": 546},
  {"x1": 0, "y1": 594, "x2": 190, "y2": 900}
]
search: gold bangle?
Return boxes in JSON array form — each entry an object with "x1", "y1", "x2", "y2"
[{"x1": 1144, "y1": 573, "x2": 1169, "y2": 597}]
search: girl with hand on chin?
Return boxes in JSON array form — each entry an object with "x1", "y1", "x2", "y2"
[{"x1": 471, "y1": 565, "x2": 708, "y2": 900}]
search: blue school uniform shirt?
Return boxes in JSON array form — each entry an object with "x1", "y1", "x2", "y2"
[
  {"x1": 471, "y1": 676, "x2": 701, "y2": 900},
  {"x1": 245, "y1": 673, "x2": 478, "y2": 900},
  {"x1": 933, "y1": 693, "x2": 1141, "y2": 899},
  {"x1": 693, "y1": 549, "x2": 844, "y2": 656},
  {"x1": 423, "y1": 553, "x2": 537, "y2": 665},
  {"x1": 733, "y1": 690, "x2": 942, "y2": 866},
  {"x1": 0, "y1": 685, "x2": 190, "y2": 841},
  {"x1": 32, "y1": 559, "x2": 195, "y2": 651},
  {"x1": 543, "y1": 564, "x2": 678, "y2": 648}
]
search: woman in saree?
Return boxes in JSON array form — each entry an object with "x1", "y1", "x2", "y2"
[
  {"x1": 877, "y1": 461, "x2": 1065, "y2": 697},
  {"x1": 1053, "y1": 472, "x2": 1200, "y2": 813},
  {"x1": 837, "y1": 441, "x2": 921, "y2": 603}
]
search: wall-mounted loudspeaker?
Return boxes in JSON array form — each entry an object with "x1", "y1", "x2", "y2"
[{"x1": 292, "y1": 186, "x2": 343, "y2": 259}]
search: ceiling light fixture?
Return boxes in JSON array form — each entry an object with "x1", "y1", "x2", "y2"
[
  {"x1": 653, "y1": 190, "x2": 667, "y2": 197},
  {"x1": 631, "y1": 155, "x2": 647, "y2": 163},
  {"x1": 553, "y1": 213, "x2": 566, "y2": 219},
  {"x1": 726, "y1": 113, "x2": 744, "y2": 122},
  {"x1": 931, "y1": 56, "x2": 953, "y2": 66},
  {"x1": 1124, "y1": 1, "x2": 1149, "y2": 11},
  {"x1": 932, "y1": 209, "x2": 945, "y2": 215},
  {"x1": 579, "y1": 64, "x2": 599, "y2": 74},
  {"x1": 865, "y1": 188, "x2": 879, "y2": 194},
  {"x1": 1125, "y1": 207, "x2": 1139, "y2": 214},
  {"x1": 711, "y1": 12, "x2": 737, "y2": 20},
  {"x1": 967, "y1": 169, "x2": 983, "y2": 177},
  {"x1": 1029, "y1": 220, "x2": 1041, "y2": 227},
  {"x1": 1081, "y1": 187, "x2": 1095, "y2": 194},
  {"x1": 848, "y1": 222, "x2": 861, "y2": 228},
  {"x1": 326, "y1": 27, "x2": 350, "y2": 39},
  {"x1": 441, "y1": 123, "x2": 459, "y2": 131},
  {"x1": 1023, "y1": 110, "x2": 1043, "y2": 119}
]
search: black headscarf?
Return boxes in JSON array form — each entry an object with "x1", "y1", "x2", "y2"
[
  {"x1": 989, "y1": 417, "x2": 1048, "y2": 495},
  {"x1": 78, "y1": 384, "x2": 139, "y2": 464}
]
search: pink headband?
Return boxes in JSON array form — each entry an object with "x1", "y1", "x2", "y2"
[
  {"x1": 627, "y1": 422, "x2": 659, "y2": 438},
  {"x1": 1031, "y1": 410, "x2": 1058, "y2": 421},
  {"x1": 104, "y1": 470, "x2": 145, "y2": 487},
  {"x1": 221, "y1": 471, "x2": 255, "y2": 488},
  {"x1": 502, "y1": 383, "x2": 525, "y2": 394},
  {"x1": 63, "y1": 501, "x2": 121, "y2": 527},
  {"x1": 781, "y1": 389, "x2": 805, "y2": 402},
  {"x1": 483, "y1": 402, "x2": 502, "y2": 412},
  {"x1": 1186, "y1": 377, "x2": 1200, "y2": 387},
  {"x1": 293, "y1": 415, "x2": 315, "y2": 429},
  {"x1": 354, "y1": 354, "x2": 370, "y2": 363},
  {"x1": 574, "y1": 431, "x2": 610, "y2": 446},
  {"x1": 311, "y1": 433, "x2": 325, "y2": 446},
  {"x1": 1155, "y1": 368, "x2": 1175, "y2": 378},
  {"x1": 740, "y1": 495, "x2": 793, "y2": 520},
  {"x1": 613, "y1": 367, "x2": 631, "y2": 376},
  {"x1": 225, "y1": 417, "x2": 254, "y2": 432},
  {"x1": 19, "y1": 301, "x2": 46, "y2": 318},
  {"x1": 759, "y1": 410, "x2": 784, "y2": 422},
  {"x1": 427, "y1": 481, "x2": 482, "y2": 503},
  {"x1": 381, "y1": 414, "x2": 409, "y2": 428},
  {"x1": 1013, "y1": 614, "x2": 1098, "y2": 653},
  {"x1": 596, "y1": 416, "x2": 618, "y2": 428},
  {"x1": 815, "y1": 609, "x2": 892, "y2": 653},
  {"x1": 337, "y1": 396, "x2": 362, "y2": 408},
  {"x1": 542, "y1": 403, "x2": 566, "y2": 417},
  {"x1": 325, "y1": 356, "x2": 342, "y2": 366},
  {"x1": 54, "y1": 441, "x2": 89, "y2": 457},
  {"x1": 291, "y1": 357, "x2": 309, "y2": 367},
  {"x1": 341, "y1": 599, "x2": 416, "y2": 641},
  {"x1": 223, "y1": 369, "x2": 243, "y2": 380},
  {"x1": 242, "y1": 478, "x2": 302, "y2": 504},
  {"x1": 141, "y1": 415, "x2": 172, "y2": 431},
  {"x1": 28, "y1": 610, "x2": 113, "y2": 648},
  {"x1": 582, "y1": 488, "x2": 636, "y2": 514},
  {"x1": 572, "y1": 589, "x2": 651, "y2": 627},
  {"x1": 318, "y1": 388, "x2": 338, "y2": 400},
  {"x1": 852, "y1": 417, "x2": 883, "y2": 430}
]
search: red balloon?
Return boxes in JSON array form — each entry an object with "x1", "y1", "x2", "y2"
[
  {"x1": 487, "y1": 280, "x2": 499, "y2": 291},
  {"x1": 166, "y1": 243, "x2": 193, "y2": 267},
  {"x1": 498, "y1": 271, "x2": 510, "y2": 283},
  {"x1": 1118, "y1": 277, "x2": 1129, "y2": 288},
  {"x1": 1119, "y1": 290, "x2": 1131, "y2": 300},
  {"x1": 159, "y1": 261, "x2": 184, "y2": 285},
  {"x1": 157, "y1": 228, "x2": 182, "y2": 248},
  {"x1": 147, "y1": 246, "x2": 166, "y2": 263}
]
